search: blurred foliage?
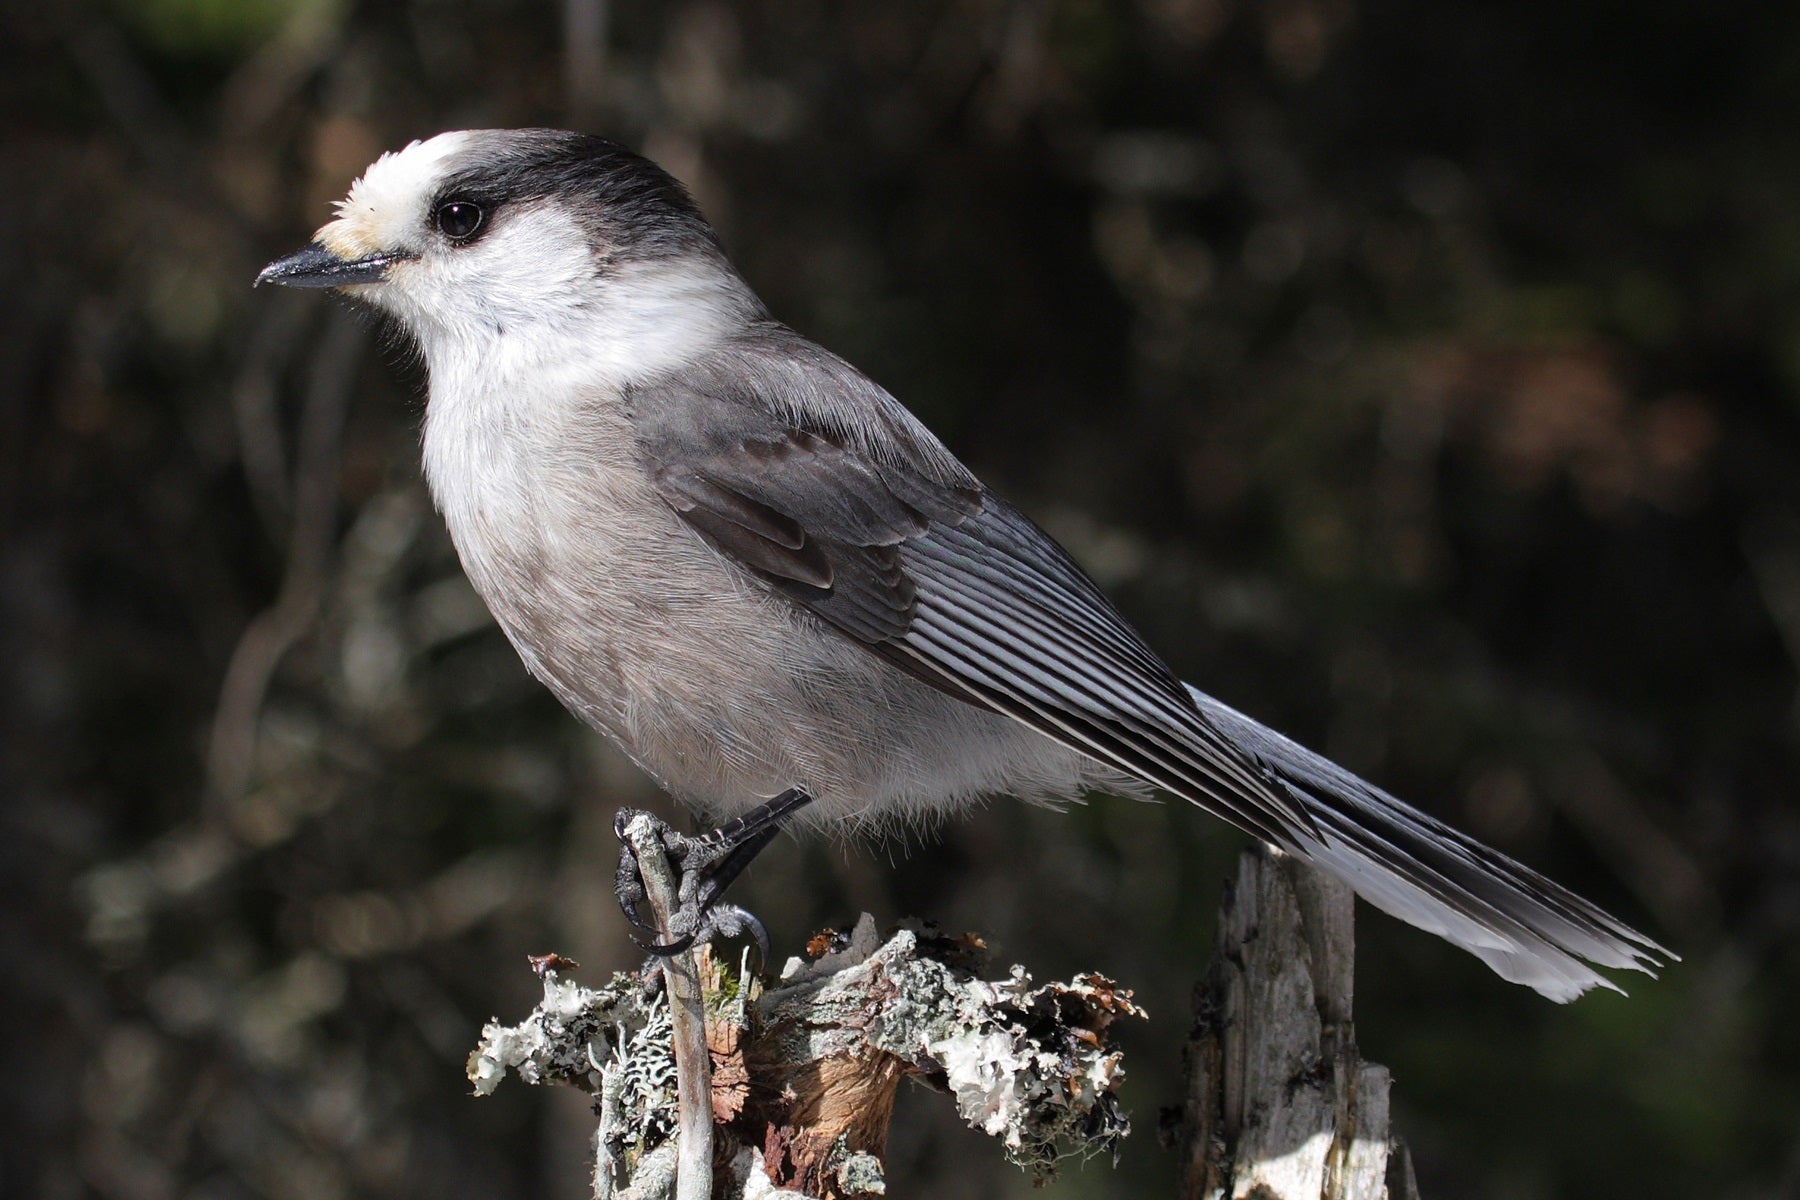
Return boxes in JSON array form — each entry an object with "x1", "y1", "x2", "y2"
[{"x1": 3, "y1": 1, "x2": 1798, "y2": 1198}]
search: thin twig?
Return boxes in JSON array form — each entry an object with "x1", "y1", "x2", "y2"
[
  {"x1": 62, "y1": 17, "x2": 259, "y2": 242},
  {"x1": 229, "y1": 291, "x2": 310, "y2": 540},
  {"x1": 207, "y1": 307, "x2": 364, "y2": 810},
  {"x1": 622, "y1": 814, "x2": 713, "y2": 1200}
]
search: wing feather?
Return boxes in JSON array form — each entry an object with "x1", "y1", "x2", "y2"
[
  {"x1": 640, "y1": 409, "x2": 1319, "y2": 850},
  {"x1": 623, "y1": 330, "x2": 1669, "y2": 999}
]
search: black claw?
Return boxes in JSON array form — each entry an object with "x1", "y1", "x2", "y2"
[
  {"x1": 709, "y1": 904, "x2": 772, "y2": 959},
  {"x1": 634, "y1": 928, "x2": 701, "y2": 957},
  {"x1": 610, "y1": 790, "x2": 814, "y2": 959}
]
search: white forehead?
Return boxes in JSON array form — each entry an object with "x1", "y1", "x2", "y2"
[{"x1": 317, "y1": 131, "x2": 477, "y2": 259}]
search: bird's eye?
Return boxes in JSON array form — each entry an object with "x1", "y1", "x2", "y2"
[{"x1": 434, "y1": 200, "x2": 484, "y2": 241}]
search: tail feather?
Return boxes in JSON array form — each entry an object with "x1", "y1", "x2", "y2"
[{"x1": 1187, "y1": 686, "x2": 1675, "y2": 1002}]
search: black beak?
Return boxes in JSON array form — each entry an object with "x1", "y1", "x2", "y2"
[{"x1": 255, "y1": 241, "x2": 412, "y2": 289}]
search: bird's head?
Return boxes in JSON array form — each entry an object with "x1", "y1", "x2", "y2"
[{"x1": 258, "y1": 129, "x2": 762, "y2": 385}]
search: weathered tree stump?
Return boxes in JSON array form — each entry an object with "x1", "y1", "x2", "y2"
[{"x1": 1167, "y1": 846, "x2": 1420, "y2": 1200}]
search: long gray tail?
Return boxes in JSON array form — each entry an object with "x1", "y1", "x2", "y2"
[{"x1": 1186, "y1": 685, "x2": 1673, "y2": 1001}]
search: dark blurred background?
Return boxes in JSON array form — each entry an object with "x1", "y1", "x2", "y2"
[{"x1": 5, "y1": 1, "x2": 1798, "y2": 1197}]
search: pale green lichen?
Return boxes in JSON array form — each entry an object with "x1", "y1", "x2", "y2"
[
  {"x1": 831, "y1": 1145, "x2": 887, "y2": 1196},
  {"x1": 467, "y1": 968, "x2": 679, "y2": 1174},
  {"x1": 472, "y1": 922, "x2": 1142, "y2": 1191}
]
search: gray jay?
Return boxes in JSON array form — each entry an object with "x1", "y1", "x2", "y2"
[{"x1": 258, "y1": 129, "x2": 1670, "y2": 1001}]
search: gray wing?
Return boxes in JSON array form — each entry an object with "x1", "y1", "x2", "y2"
[
  {"x1": 629, "y1": 332, "x2": 1318, "y2": 850},
  {"x1": 625, "y1": 329, "x2": 1672, "y2": 1000}
]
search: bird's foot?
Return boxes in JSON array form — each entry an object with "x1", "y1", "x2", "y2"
[{"x1": 613, "y1": 788, "x2": 814, "y2": 958}]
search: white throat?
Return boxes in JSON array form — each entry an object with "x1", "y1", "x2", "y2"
[{"x1": 412, "y1": 247, "x2": 757, "y2": 538}]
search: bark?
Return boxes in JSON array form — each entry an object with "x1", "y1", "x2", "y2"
[
  {"x1": 469, "y1": 915, "x2": 1141, "y2": 1198},
  {"x1": 472, "y1": 847, "x2": 1420, "y2": 1199},
  {"x1": 618, "y1": 815, "x2": 715, "y2": 1200},
  {"x1": 1167, "y1": 846, "x2": 1420, "y2": 1200}
]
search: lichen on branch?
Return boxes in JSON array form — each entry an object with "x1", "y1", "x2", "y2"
[{"x1": 468, "y1": 914, "x2": 1144, "y2": 1198}]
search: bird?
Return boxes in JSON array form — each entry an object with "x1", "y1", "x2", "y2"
[{"x1": 257, "y1": 128, "x2": 1671, "y2": 1001}]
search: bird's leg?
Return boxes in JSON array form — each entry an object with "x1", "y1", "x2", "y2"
[{"x1": 613, "y1": 788, "x2": 815, "y2": 957}]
